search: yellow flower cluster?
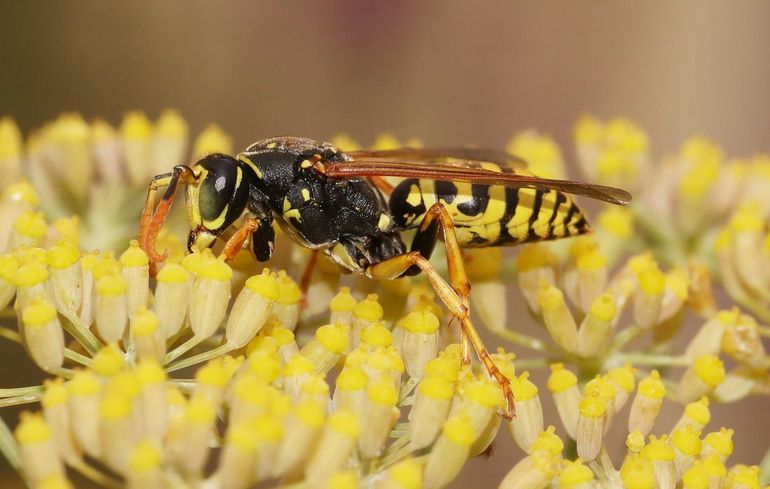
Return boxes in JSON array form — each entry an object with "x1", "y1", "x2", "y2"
[{"x1": 0, "y1": 112, "x2": 767, "y2": 489}]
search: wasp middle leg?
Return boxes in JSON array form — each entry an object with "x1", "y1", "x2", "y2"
[{"x1": 367, "y1": 203, "x2": 515, "y2": 419}]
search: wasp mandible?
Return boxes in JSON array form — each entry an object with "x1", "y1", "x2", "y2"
[{"x1": 138, "y1": 136, "x2": 631, "y2": 419}]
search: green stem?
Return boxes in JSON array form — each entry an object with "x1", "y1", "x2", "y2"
[
  {"x1": 60, "y1": 309, "x2": 101, "y2": 355},
  {"x1": 759, "y1": 446, "x2": 770, "y2": 485},
  {"x1": 513, "y1": 357, "x2": 551, "y2": 370},
  {"x1": 0, "y1": 393, "x2": 43, "y2": 408},
  {"x1": 398, "y1": 378, "x2": 418, "y2": 404},
  {"x1": 486, "y1": 326, "x2": 552, "y2": 352},
  {"x1": 64, "y1": 348, "x2": 92, "y2": 367},
  {"x1": 165, "y1": 343, "x2": 233, "y2": 373},
  {"x1": 611, "y1": 325, "x2": 645, "y2": 351},
  {"x1": 164, "y1": 335, "x2": 204, "y2": 365},
  {"x1": 0, "y1": 385, "x2": 44, "y2": 399},
  {"x1": 379, "y1": 436, "x2": 413, "y2": 470},
  {"x1": 70, "y1": 460, "x2": 123, "y2": 489},
  {"x1": 0, "y1": 417, "x2": 23, "y2": 481},
  {"x1": 613, "y1": 352, "x2": 690, "y2": 367},
  {"x1": 0, "y1": 326, "x2": 21, "y2": 343}
]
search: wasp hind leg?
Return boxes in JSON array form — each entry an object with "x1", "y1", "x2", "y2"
[
  {"x1": 367, "y1": 203, "x2": 515, "y2": 419},
  {"x1": 139, "y1": 165, "x2": 196, "y2": 271}
]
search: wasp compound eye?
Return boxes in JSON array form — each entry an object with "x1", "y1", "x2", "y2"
[{"x1": 198, "y1": 154, "x2": 240, "y2": 223}]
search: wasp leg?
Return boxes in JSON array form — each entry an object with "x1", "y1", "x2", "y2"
[
  {"x1": 367, "y1": 246, "x2": 515, "y2": 419},
  {"x1": 220, "y1": 218, "x2": 260, "y2": 261},
  {"x1": 298, "y1": 250, "x2": 319, "y2": 311},
  {"x1": 139, "y1": 165, "x2": 196, "y2": 272},
  {"x1": 408, "y1": 203, "x2": 473, "y2": 363}
]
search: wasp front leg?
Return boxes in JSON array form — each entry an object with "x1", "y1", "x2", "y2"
[
  {"x1": 139, "y1": 165, "x2": 196, "y2": 270},
  {"x1": 367, "y1": 203, "x2": 515, "y2": 419}
]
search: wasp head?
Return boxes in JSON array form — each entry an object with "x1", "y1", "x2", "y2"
[{"x1": 186, "y1": 154, "x2": 249, "y2": 251}]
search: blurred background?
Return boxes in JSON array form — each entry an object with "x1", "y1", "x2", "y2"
[{"x1": 2, "y1": 1, "x2": 770, "y2": 487}]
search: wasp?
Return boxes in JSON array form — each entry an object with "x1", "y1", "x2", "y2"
[{"x1": 139, "y1": 136, "x2": 630, "y2": 419}]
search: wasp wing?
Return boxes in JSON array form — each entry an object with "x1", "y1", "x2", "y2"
[
  {"x1": 346, "y1": 147, "x2": 527, "y2": 169},
  {"x1": 324, "y1": 157, "x2": 631, "y2": 206}
]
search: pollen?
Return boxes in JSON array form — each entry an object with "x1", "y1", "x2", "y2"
[
  {"x1": 638, "y1": 370, "x2": 665, "y2": 398},
  {"x1": 119, "y1": 240, "x2": 149, "y2": 267},
  {"x1": 120, "y1": 111, "x2": 153, "y2": 140},
  {"x1": 328, "y1": 410, "x2": 362, "y2": 438},
  {"x1": 0, "y1": 117, "x2": 22, "y2": 158},
  {"x1": 354, "y1": 294, "x2": 384, "y2": 321},
  {"x1": 559, "y1": 459, "x2": 594, "y2": 488},
  {"x1": 693, "y1": 354, "x2": 726, "y2": 387},
  {"x1": 330, "y1": 287, "x2": 357, "y2": 313},
  {"x1": 129, "y1": 440, "x2": 162, "y2": 473},
  {"x1": 547, "y1": 363, "x2": 577, "y2": 393},
  {"x1": 13, "y1": 260, "x2": 48, "y2": 287},
  {"x1": 156, "y1": 262, "x2": 188, "y2": 283},
  {"x1": 15, "y1": 413, "x2": 53, "y2": 444},
  {"x1": 442, "y1": 415, "x2": 476, "y2": 446},
  {"x1": 91, "y1": 344, "x2": 124, "y2": 377},
  {"x1": 155, "y1": 109, "x2": 188, "y2": 138},
  {"x1": 21, "y1": 298, "x2": 56, "y2": 327},
  {"x1": 511, "y1": 372, "x2": 538, "y2": 401},
  {"x1": 14, "y1": 211, "x2": 47, "y2": 239},
  {"x1": 193, "y1": 124, "x2": 233, "y2": 155},
  {"x1": 46, "y1": 241, "x2": 80, "y2": 269},
  {"x1": 578, "y1": 387, "x2": 606, "y2": 419},
  {"x1": 275, "y1": 271, "x2": 301, "y2": 304},
  {"x1": 245, "y1": 268, "x2": 280, "y2": 300},
  {"x1": 402, "y1": 310, "x2": 440, "y2": 334}
]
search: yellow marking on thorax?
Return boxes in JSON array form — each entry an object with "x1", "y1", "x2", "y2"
[
  {"x1": 377, "y1": 213, "x2": 391, "y2": 230},
  {"x1": 301, "y1": 188, "x2": 311, "y2": 201},
  {"x1": 300, "y1": 159, "x2": 312, "y2": 168},
  {"x1": 266, "y1": 141, "x2": 278, "y2": 149},
  {"x1": 328, "y1": 243, "x2": 360, "y2": 272},
  {"x1": 284, "y1": 208, "x2": 302, "y2": 222},
  {"x1": 238, "y1": 154, "x2": 263, "y2": 179},
  {"x1": 282, "y1": 197, "x2": 292, "y2": 212}
]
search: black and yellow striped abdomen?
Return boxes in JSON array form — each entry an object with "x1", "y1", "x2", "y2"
[{"x1": 388, "y1": 175, "x2": 590, "y2": 247}]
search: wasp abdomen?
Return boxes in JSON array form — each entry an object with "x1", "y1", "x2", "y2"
[{"x1": 389, "y1": 178, "x2": 589, "y2": 247}]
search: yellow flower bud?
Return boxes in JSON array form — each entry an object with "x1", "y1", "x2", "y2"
[
  {"x1": 538, "y1": 283, "x2": 577, "y2": 353},
  {"x1": 154, "y1": 262, "x2": 188, "y2": 339},
  {"x1": 21, "y1": 298, "x2": 64, "y2": 372},
  {"x1": 15, "y1": 412, "x2": 64, "y2": 485},
  {"x1": 576, "y1": 386, "x2": 605, "y2": 462},
  {"x1": 304, "y1": 410, "x2": 361, "y2": 481},
  {"x1": 621, "y1": 454, "x2": 657, "y2": 489},
  {"x1": 226, "y1": 269, "x2": 277, "y2": 348},
  {"x1": 424, "y1": 415, "x2": 475, "y2": 489},
  {"x1": 300, "y1": 323, "x2": 349, "y2": 374},
  {"x1": 629, "y1": 370, "x2": 665, "y2": 436}
]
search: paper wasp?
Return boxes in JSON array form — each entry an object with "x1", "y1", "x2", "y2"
[{"x1": 139, "y1": 136, "x2": 630, "y2": 419}]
